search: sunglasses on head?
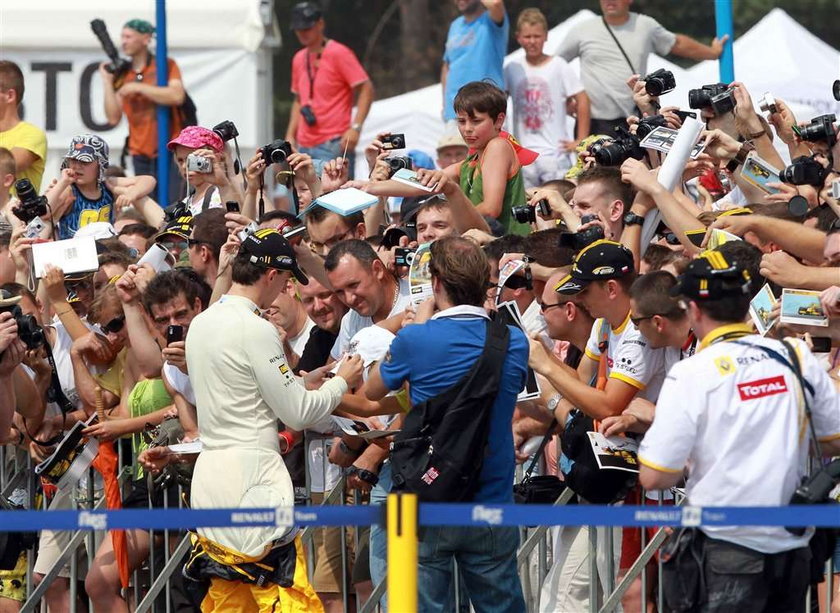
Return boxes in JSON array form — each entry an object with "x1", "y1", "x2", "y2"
[{"x1": 101, "y1": 315, "x2": 125, "y2": 335}]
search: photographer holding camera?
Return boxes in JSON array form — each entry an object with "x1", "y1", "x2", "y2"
[
  {"x1": 559, "y1": 0, "x2": 726, "y2": 136},
  {"x1": 639, "y1": 251, "x2": 840, "y2": 611},
  {"x1": 99, "y1": 19, "x2": 186, "y2": 202},
  {"x1": 285, "y1": 2, "x2": 374, "y2": 176}
]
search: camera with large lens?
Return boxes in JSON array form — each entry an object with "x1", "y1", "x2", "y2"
[
  {"x1": 643, "y1": 69, "x2": 676, "y2": 97},
  {"x1": 798, "y1": 114, "x2": 837, "y2": 147},
  {"x1": 511, "y1": 199, "x2": 551, "y2": 224},
  {"x1": 12, "y1": 179, "x2": 48, "y2": 224},
  {"x1": 260, "y1": 140, "x2": 293, "y2": 165},
  {"x1": 0, "y1": 295, "x2": 45, "y2": 352},
  {"x1": 590, "y1": 127, "x2": 644, "y2": 166},
  {"x1": 212, "y1": 120, "x2": 239, "y2": 142},
  {"x1": 636, "y1": 114, "x2": 668, "y2": 139},
  {"x1": 780, "y1": 156, "x2": 830, "y2": 187},
  {"x1": 386, "y1": 156, "x2": 412, "y2": 176},
  {"x1": 559, "y1": 214, "x2": 605, "y2": 251},
  {"x1": 90, "y1": 19, "x2": 131, "y2": 80},
  {"x1": 687, "y1": 83, "x2": 728, "y2": 110}
]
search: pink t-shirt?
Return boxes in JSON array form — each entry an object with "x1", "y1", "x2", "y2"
[{"x1": 290, "y1": 40, "x2": 370, "y2": 148}]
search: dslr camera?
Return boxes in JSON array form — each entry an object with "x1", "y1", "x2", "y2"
[
  {"x1": 688, "y1": 83, "x2": 729, "y2": 110},
  {"x1": 261, "y1": 140, "x2": 293, "y2": 165},
  {"x1": 212, "y1": 120, "x2": 239, "y2": 143},
  {"x1": 300, "y1": 105, "x2": 317, "y2": 126},
  {"x1": 12, "y1": 179, "x2": 48, "y2": 224},
  {"x1": 797, "y1": 114, "x2": 837, "y2": 147},
  {"x1": 635, "y1": 114, "x2": 668, "y2": 139},
  {"x1": 0, "y1": 294, "x2": 45, "y2": 352},
  {"x1": 386, "y1": 156, "x2": 412, "y2": 176},
  {"x1": 381, "y1": 133, "x2": 406, "y2": 150},
  {"x1": 590, "y1": 127, "x2": 645, "y2": 166},
  {"x1": 511, "y1": 199, "x2": 551, "y2": 224},
  {"x1": 90, "y1": 19, "x2": 131, "y2": 80},
  {"x1": 559, "y1": 214, "x2": 604, "y2": 251},
  {"x1": 394, "y1": 247, "x2": 416, "y2": 267},
  {"x1": 643, "y1": 69, "x2": 676, "y2": 97},
  {"x1": 780, "y1": 156, "x2": 830, "y2": 187}
]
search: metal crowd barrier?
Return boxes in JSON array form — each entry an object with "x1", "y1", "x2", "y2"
[{"x1": 4, "y1": 441, "x2": 839, "y2": 612}]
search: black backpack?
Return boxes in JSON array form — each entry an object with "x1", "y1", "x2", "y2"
[{"x1": 390, "y1": 319, "x2": 509, "y2": 502}]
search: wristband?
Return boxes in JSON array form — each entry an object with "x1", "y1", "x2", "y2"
[
  {"x1": 348, "y1": 466, "x2": 379, "y2": 487},
  {"x1": 339, "y1": 439, "x2": 363, "y2": 456},
  {"x1": 725, "y1": 142, "x2": 756, "y2": 173},
  {"x1": 278, "y1": 430, "x2": 294, "y2": 453},
  {"x1": 746, "y1": 128, "x2": 767, "y2": 140}
]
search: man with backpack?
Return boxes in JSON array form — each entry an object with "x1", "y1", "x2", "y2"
[
  {"x1": 365, "y1": 236, "x2": 528, "y2": 612},
  {"x1": 99, "y1": 18, "x2": 188, "y2": 203}
]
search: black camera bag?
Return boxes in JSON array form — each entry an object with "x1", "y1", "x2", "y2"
[{"x1": 390, "y1": 319, "x2": 508, "y2": 502}]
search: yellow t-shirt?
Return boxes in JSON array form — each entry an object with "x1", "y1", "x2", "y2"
[{"x1": 0, "y1": 121, "x2": 47, "y2": 192}]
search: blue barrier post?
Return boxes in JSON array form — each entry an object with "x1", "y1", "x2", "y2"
[
  {"x1": 155, "y1": 0, "x2": 170, "y2": 204},
  {"x1": 715, "y1": 0, "x2": 735, "y2": 83}
]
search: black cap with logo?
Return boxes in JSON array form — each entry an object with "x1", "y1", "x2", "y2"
[
  {"x1": 670, "y1": 251, "x2": 751, "y2": 301},
  {"x1": 554, "y1": 240, "x2": 635, "y2": 295},
  {"x1": 290, "y1": 2, "x2": 322, "y2": 30},
  {"x1": 239, "y1": 228, "x2": 309, "y2": 284}
]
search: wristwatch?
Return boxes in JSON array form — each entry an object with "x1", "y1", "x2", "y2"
[
  {"x1": 725, "y1": 141, "x2": 756, "y2": 173},
  {"x1": 350, "y1": 122, "x2": 363, "y2": 132},
  {"x1": 546, "y1": 394, "x2": 562, "y2": 417},
  {"x1": 623, "y1": 212, "x2": 646, "y2": 227}
]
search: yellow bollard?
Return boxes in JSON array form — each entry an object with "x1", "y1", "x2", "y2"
[{"x1": 387, "y1": 493, "x2": 418, "y2": 612}]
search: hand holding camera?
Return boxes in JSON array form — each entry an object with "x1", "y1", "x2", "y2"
[
  {"x1": 627, "y1": 74, "x2": 659, "y2": 118},
  {"x1": 0, "y1": 312, "x2": 19, "y2": 356},
  {"x1": 528, "y1": 188, "x2": 572, "y2": 222},
  {"x1": 729, "y1": 82, "x2": 765, "y2": 139}
]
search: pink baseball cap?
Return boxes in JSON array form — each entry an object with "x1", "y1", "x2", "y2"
[{"x1": 167, "y1": 126, "x2": 224, "y2": 153}]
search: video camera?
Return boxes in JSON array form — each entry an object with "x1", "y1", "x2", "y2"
[
  {"x1": 260, "y1": 139, "x2": 293, "y2": 165},
  {"x1": 780, "y1": 156, "x2": 830, "y2": 187},
  {"x1": 12, "y1": 179, "x2": 48, "y2": 224},
  {"x1": 688, "y1": 83, "x2": 736, "y2": 116},
  {"x1": 643, "y1": 69, "x2": 676, "y2": 97},
  {"x1": 559, "y1": 214, "x2": 605, "y2": 251},
  {"x1": 511, "y1": 199, "x2": 551, "y2": 225},
  {"x1": 796, "y1": 114, "x2": 837, "y2": 148},
  {"x1": 90, "y1": 19, "x2": 132, "y2": 81},
  {"x1": 590, "y1": 127, "x2": 645, "y2": 166}
]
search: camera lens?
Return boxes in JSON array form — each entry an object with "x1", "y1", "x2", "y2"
[
  {"x1": 511, "y1": 205, "x2": 536, "y2": 225},
  {"x1": 787, "y1": 195, "x2": 809, "y2": 217},
  {"x1": 14, "y1": 179, "x2": 36, "y2": 205},
  {"x1": 270, "y1": 148, "x2": 288, "y2": 164},
  {"x1": 645, "y1": 78, "x2": 665, "y2": 97}
]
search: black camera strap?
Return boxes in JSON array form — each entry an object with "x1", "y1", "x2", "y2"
[
  {"x1": 602, "y1": 18, "x2": 636, "y2": 74},
  {"x1": 44, "y1": 341, "x2": 74, "y2": 415},
  {"x1": 522, "y1": 419, "x2": 558, "y2": 482}
]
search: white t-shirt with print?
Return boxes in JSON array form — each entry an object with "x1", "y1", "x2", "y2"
[{"x1": 504, "y1": 56, "x2": 582, "y2": 156}]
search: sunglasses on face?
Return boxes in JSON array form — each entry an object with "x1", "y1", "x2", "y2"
[{"x1": 101, "y1": 315, "x2": 126, "y2": 335}]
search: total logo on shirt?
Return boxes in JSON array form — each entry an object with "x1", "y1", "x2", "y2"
[{"x1": 737, "y1": 375, "x2": 788, "y2": 401}]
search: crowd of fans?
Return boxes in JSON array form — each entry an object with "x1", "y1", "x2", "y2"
[{"x1": 0, "y1": 0, "x2": 839, "y2": 611}]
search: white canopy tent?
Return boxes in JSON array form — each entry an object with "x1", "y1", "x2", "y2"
[
  {"x1": 1, "y1": 0, "x2": 278, "y2": 184},
  {"x1": 357, "y1": 8, "x2": 840, "y2": 175}
]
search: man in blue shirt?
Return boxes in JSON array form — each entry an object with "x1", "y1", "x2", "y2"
[
  {"x1": 366, "y1": 236, "x2": 527, "y2": 612},
  {"x1": 441, "y1": 0, "x2": 508, "y2": 124}
]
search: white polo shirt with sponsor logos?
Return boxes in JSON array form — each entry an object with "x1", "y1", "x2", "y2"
[
  {"x1": 584, "y1": 311, "x2": 668, "y2": 401},
  {"x1": 639, "y1": 324, "x2": 840, "y2": 553}
]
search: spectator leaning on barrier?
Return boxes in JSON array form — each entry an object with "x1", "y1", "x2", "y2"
[
  {"x1": 639, "y1": 251, "x2": 840, "y2": 611},
  {"x1": 100, "y1": 18, "x2": 185, "y2": 202},
  {"x1": 0, "y1": 61, "x2": 47, "y2": 193},
  {"x1": 365, "y1": 236, "x2": 528, "y2": 612},
  {"x1": 558, "y1": 0, "x2": 727, "y2": 136},
  {"x1": 285, "y1": 2, "x2": 374, "y2": 175}
]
